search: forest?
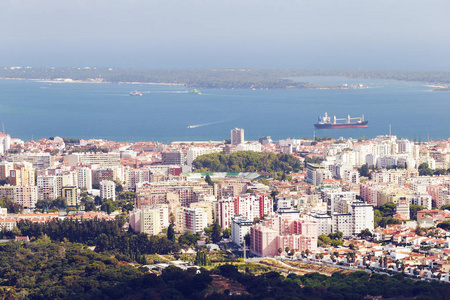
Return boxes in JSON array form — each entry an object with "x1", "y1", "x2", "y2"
[
  {"x1": 2, "y1": 218, "x2": 181, "y2": 263},
  {"x1": 0, "y1": 241, "x2": 448, "y2": 300},
  {"x1": 192, "y1": 151, "x2": 302, "y2": 175},
  {"x1": 2, "y1": 67, "x2": 450, "y2": 89}
]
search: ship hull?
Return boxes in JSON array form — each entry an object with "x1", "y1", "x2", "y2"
[{"x1": 314, "y1": 121, "x2": 368, "y2": 129}]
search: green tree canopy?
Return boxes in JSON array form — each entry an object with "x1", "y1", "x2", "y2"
[{"x1": 193, "y1": 151, "x2": 302, "y2": 175}]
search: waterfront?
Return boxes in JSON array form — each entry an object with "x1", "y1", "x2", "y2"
[{"x1": 0, "y1": 78, "x2": 448, "y2": 143}]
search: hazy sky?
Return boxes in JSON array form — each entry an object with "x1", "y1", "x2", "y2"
[{"x1": 1, "y1": 0, "x2": 449, "y2": 71}]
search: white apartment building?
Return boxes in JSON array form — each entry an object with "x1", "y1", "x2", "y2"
[
  {"x1": 231, "y1": 128, "x2": 244, "y2": 145},
  {"x1": 332, "y1": 202, "x2": 374, "y2": 237},
  {"x1": 309, "y1": 212, "x2": 332, "y2": 236},
  {"x1": 65, "y1": 152, "x2": 121, "y2": 168},
  {"x1": 140, "y1": 208, "x2": 161, "y2": 235},
  {"x1": 332, "y1": 213, "x2": 353, "y2": 238},
  {"x1": 0, "y1": 133, "x2": 11, "y2": 155},
  {"x1": 76, "y1": 167, "x2": 92, "y2": 190},
  {"x1": 236, "y1": 142, "x2": 262, "y2": 152},
  {"x1": 351, "y1": 202, "x2": 374, "y2": 234},
  {"x1": 324, "y1": 191, "x2": 356, "y2": 213},
  {"x1": 231, "y1": 215, "x2": 252, "y2": 246},
  {"x1": 306, "y1": 163, "x2": 332, "y2": 186},
  {"x1": 343, "y1": 169, "x2": 360, "y2": 184},
  {"x1": 7, "y1": 153, "x2": 51, "y2": 170},
  {"x1": 100, "y1": 180, "x2": 116, "y2": 201},
  {"x1": 183, "y1": 207, "x2": 207, "y2": 234},
  {"x1": 129, "y1": 206, "x2": 169, "y2": 235},
  {"x1": 186, "y1": 147, "x2": 222, "y2": 166},
  {"x1": 407, "y1": 194, "x2": 432, "y2": 210},
  {"x1": 37, "y1": 175, "x2": 58, "y2": 200},
  {"x1": 396, "y1": 198, "x2": 410, "y2": 219}
]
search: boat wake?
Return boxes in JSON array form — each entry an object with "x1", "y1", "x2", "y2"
[{"x1": 186, "y1": 121, "x2": 222, "y2": 129}]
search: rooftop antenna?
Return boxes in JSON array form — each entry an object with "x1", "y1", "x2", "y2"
[{"x1": 389, "y1": 124, "x2": 391, "y2": 136}]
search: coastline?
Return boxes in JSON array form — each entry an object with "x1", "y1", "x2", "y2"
[{"x1": 0, "y1": 77, "x2": 185, "y2": 86}]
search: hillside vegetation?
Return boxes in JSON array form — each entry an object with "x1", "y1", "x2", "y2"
[{"x1": 193, "y1": 151, "x2": 302, "y2": 175}]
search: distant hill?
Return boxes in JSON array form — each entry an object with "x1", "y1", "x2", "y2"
[{"x1": 1, "y1": 67, "x2": 450, "y2": 89}]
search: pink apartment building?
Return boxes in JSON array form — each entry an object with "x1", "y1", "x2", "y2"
[{"x1": 250, "y1": 215, "x2": 318, "y2": 257}]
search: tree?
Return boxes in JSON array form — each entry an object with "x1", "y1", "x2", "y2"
[
  {"x1": 278, "y1": 248, "x2": 283, "y2": 255},
  {"x1": 358, "y1": 164, "x2": 371, "y2": 177},
  {"x1": 204, "y1": 174, "x2": 213, "y2": 186},
  {"x1": 441, "y1": 204, "x2": 450, "y2": 211},
  {"x1": 195, "y1": 250, "x2": 211, "y2": 266},
  {"x1": 437, "y1": 221, "x2": 450, "y2": 231},
  {"x1": 167, "y1": 224, "x2": 175, "y2": 243},
  {"x1": 94, "y1": 196, "x2": 102, "y2": 205},
  {"x1": 211, "y1": 222, "x2": 222, "y2": 243},
  {"x1": 418, "y1": 163, "x2": 433, "y2": 176},
  {"x1": 358, "y1": 229, "x2": 373, "y2": 239},
  {"x1": 222, "y1": 228, "x2": 231, "y2": 239},
  {"x1": 84, "y1": 201, "x2": 96, "y2": 212},
  {"x1": 410, "y1": 205, "x2": 425, "y2": 220},
  {"x1": 244, "y1": 233, "x2": 251, "y2": 248}
]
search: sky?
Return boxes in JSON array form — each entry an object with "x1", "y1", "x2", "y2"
[{"x1": 1, "y1": 0, "x2": 449, "y2": 71}]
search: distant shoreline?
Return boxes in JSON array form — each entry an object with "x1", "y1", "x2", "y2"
[
  {"x1": 0, "y1": 77, "x2": 185, "y2": 86},
  {"x1": 0, "y1": 77, "x2": 368, "y2": 90}
]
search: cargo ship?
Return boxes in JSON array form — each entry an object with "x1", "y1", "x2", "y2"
[{"x1": 314, "y1": 112, "x2": 368, "y2": 129}]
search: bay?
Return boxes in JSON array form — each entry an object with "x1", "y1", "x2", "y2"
[{"x1": 0, "y1": 78, "x2": 448, "y2": 143}]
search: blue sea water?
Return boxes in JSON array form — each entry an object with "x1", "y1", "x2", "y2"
[{"x1": 0, "y1": 78, "x2": 449, "y2": 143}]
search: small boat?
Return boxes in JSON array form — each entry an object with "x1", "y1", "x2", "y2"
[
  {"x1": 129, "y1": 90, "x2": 143, "y2": 96},
  {"x1": 189, "y1": 89, "x2": 201, "y2": 95}
]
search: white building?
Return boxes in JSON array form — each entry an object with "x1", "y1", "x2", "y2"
[
  {"x1": 306, "y1": 163, "x2": 332, "y2": 186},
  {"x1": 65, "y1": 152, "x2": 121, "y2": 168},
  {"x1": 231, "y1": 128, "x2": 245, "y2": 145},
  {"x1": 139, "y1": 208, "x2": 161, "y2": 235},
  {"x1": 231, "y1": 215, "x2": 253, "y2": 246},
  {"x1": 186, "y1": 147, "x2": 222, "y2": 166},
  {"x1": 7, "y1": 153, "x2": 51, "y2": 170},
  {"x1": 236, "y1": 142, "x2": 262, "y2": 152},
  {"x1": 129, "y1": 206, "x2": 169, "y2": 235},
  {"x1": 37, "y1": 175, "x2": 58, "y2": 200},
  {"x1": 407, "y1": 194, "x2": 432, "y2": 210},
  {"x1": 332, "y1": 202, "x2": 374, "y2": 237},
  {"x1": 99, "y1": 180, "x2": 116, "y2": 201},
  {"x1": 0, "y1": 133, "x2": 11, "y2": 155},
  {"x1": 324, "y1": 191, "x2": 356, "y2": 213},
  {"x1": 183, "y1": 207, "x2": 207, "y2": 234},
  {"x1": 351, "y1": 202, "x2": 374, "y2": 235},
  {"x1": 396, "y1": 198, "x2": 410, "y2": 219},
  {"x1": 309, "y1": 212, "x2": 332, "y2": 236},
  {"x1": 76, "y1": 167, "x2": 92, "y2": 190},
  {"x1": 343, "y1": 169, "x2": 360, "y2": 184},
  {"x1": 332, "y1": 213, "x2": 353, "y2": 237}
]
